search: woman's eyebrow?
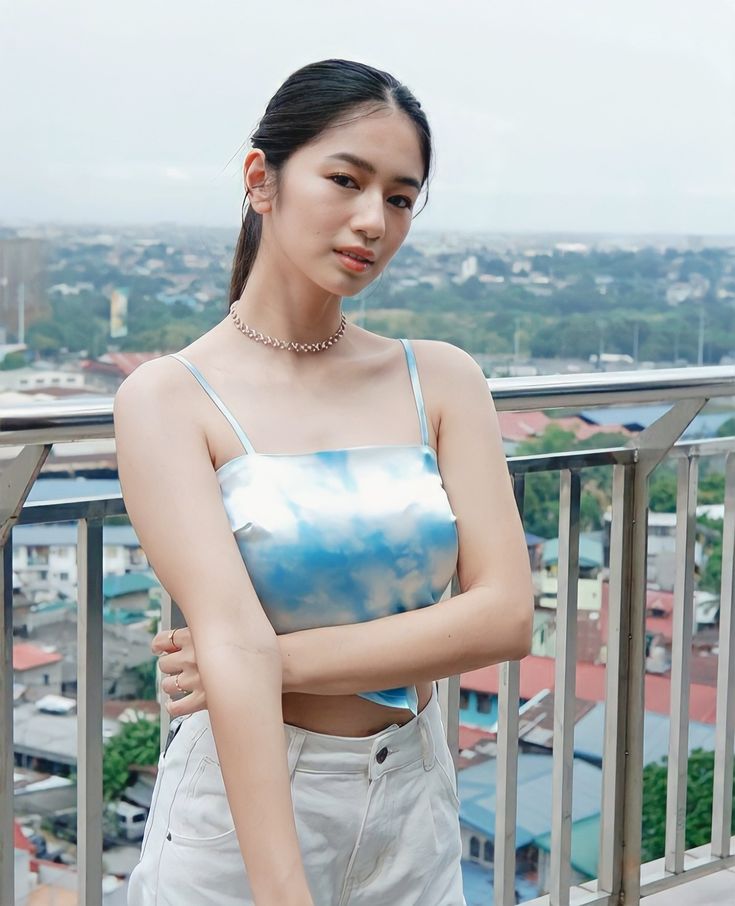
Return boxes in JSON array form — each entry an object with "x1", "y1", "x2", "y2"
[{"x1": 325, "y1": 152, "x2": 421, "y2": 191}]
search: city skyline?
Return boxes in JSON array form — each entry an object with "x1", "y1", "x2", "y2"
[{"x1": 2, "y1": 0, "x2": 734, "y2": 235}]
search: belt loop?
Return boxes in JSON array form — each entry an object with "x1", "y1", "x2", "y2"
[
  {"x1": 419, "y1": 716, "x2": 435, "y2": 771},
  {"x1": 286, "y1": 729, "x2": 306, "y2": 779}
]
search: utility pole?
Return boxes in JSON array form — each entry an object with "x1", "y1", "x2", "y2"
[
  {"x1": 697, "y1": 303, "x2": 705, "y2": 366},
  {"x1": 18, "y1": 282, "x2": 25, "y2": 345},
  {"x1": 633, "y1": 320, "x2": 639, "y2": 365}
]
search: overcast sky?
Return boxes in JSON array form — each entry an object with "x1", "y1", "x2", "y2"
[{"x1": 2, "y1": 0, "x2": 734, "y2": 235}]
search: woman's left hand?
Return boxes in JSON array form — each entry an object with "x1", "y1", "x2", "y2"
[
  {"x1": 152, "y1": 625, "x2": 297, "y2": 713},
  {"x1": 152, "y1": 627, "x2": 207, "y2": 717}
]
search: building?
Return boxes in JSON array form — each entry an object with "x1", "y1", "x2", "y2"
[
  {"x1": 12, "y1": 644, "x2": 63, "y2": 698},
  {"x1": 0, "y1": 368, "x2": 87, "y2": 393},
  {"x1": 12, "y1": 520, "x2": 147, "y2": 603},
  {"x1": 0, "y1": 238, "x2": 48, "y2": 343}
]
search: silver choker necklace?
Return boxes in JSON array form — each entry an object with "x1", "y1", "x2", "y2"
[{"x1": 229, "y1": 302, "x2": 347, "y2": 353}]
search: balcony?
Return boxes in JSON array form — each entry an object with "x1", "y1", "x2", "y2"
[{"x1": 2, "y1": 366, "x2": 735, "y2": 905}]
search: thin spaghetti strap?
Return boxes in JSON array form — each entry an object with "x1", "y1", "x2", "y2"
[
  {"x1": 168, "y1": 353, "x2": 257, "y2": 455},
  {"x1": 398, "y1": 339, "x2": 429, "y2": 446}
]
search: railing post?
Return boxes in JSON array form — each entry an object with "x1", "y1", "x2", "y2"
[
  {"x1": 598, "y1": 462, "x2": 636, "y2": 902},
  {"x1": 712, "y1": 451, "x2": 735, "y2": 857},
  {"x1": 494, "y1": 473, "x2": 524, "y2": 906},
  {"x1": 0, "y1": 531, "x2": 14, "y2": 906},
  {"x1": 665, "y1": 454, "x2": 699, "y2": 873},
  {"x1": 77, "y1": 517, "x2": 104, "y2": 906},
  {"x1": 549, "y1": 469, "x2": 581, "y2": 906}
]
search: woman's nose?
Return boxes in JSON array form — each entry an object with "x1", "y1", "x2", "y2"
[{"x1": 351, "y1": 191, "x2": 385, "y2": 241}]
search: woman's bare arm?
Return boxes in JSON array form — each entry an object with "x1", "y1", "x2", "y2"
[
  {"x1": 157, "y1": 342, "x2": 533, "y2": 711},
  {"x1": 114, "y1": 358, "x2": 313, "y2": 906}
]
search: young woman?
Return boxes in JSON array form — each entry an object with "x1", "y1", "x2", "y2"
[{"x1": 115, "y1": 59, "x2": 533, "y2": 906}]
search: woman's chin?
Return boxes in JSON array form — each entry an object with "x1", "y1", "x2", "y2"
[{"x1": 313, "y1": 274, "x2": 375, "y2": 298}]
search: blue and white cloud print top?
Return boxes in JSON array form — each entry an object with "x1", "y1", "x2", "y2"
[{"x1": 169, "y1": 339, "x2": 459, "y2": 714}]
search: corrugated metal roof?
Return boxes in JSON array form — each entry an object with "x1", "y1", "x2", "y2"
[{"x1": 458, "y1": 753, "x2": 602, "y2": 843}]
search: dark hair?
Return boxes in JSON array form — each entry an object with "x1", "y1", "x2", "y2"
[{"x1": 228, "y1": 59, "x2": 432, "y2": 305}]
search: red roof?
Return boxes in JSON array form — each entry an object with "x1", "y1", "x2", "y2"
[
  {"x1": 14, "y1": 819, "x2": 35, "y2": 853},
  {"x1": 555, "y1": 416, "x2": 633, "y2": 441},
  {"x1": 462, "y1": 654, "x2": 718, "y2": 723},
  {"x1": 599, "y1": 581, "x2": 676, "y2": 643},
  {"x1": 458, "y1": 725, "x2": 494, "y2": 751},
  {"x1": 646, "y1": 588, "x2": 675, "y2": 616},
  {"x1": 498, "y1": 411, "x2": 634, "y2": 445},
  {"x1": 497, "y1": 411, "x2": 551, "y2": 442},
  {"x1": 13, "y1": 643, "x2": 63, "y2": 671},
  {"x1": 81, "y1": 352, "x2": 161, "y2": 378}
]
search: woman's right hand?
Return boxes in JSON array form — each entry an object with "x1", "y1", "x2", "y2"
[{"x1": 152, "y1": 627, "x2": 208, "y2": 717}]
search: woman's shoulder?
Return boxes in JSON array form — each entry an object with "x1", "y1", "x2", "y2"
[
  {"x1": 114, "y1": 341, "x2": 215, "y2": 435},
  {"x1": 115, "y1": 329, "x2": 216, "y2": 406},
  {"x1": 359, "y1": 325, "x2": 482, "y2": 378},
  {"x1": 115, "y1": 352, "x2": 186, "y2": 411},
  {"x1": 408, "y1": 338, "x2": 488, "y2": 392}
]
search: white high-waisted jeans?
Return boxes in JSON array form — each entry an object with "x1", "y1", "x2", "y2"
[{"x1": 127, "y1": 683, "x2": 465, "y2": 905}]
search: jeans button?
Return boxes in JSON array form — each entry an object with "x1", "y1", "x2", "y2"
[{"x1": 376, "y1": 746, "x2": 389, "y2": 764}]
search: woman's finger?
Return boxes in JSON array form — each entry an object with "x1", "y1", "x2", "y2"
[
  {"x1": 156, "y1": 651, "x2": 190, "y2": 677},
  {"x1": 151, "y1": 626, "x2": 192, "y2": 656},
  {"x1": 161, "y1": 672, "x2": 198, "y2": 696},
  {"x1": 166, "y1": 689, "x2": 206, "y2": 718}
]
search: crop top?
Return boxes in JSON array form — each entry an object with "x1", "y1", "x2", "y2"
[{"x1": 169, "y1": 338, "x2": 459, "y2": 714}]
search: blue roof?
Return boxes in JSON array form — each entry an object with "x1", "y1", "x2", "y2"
[
  {"x1": 542, "y1": 533, "x2": 604, "y2": 568},
  {"x1": 103, "y1": 573, "x2": 158, "y2": 598},
  {"x1": 579, "y1": 405, "x2": 735, "y2": 439},
  {"x1": 458, "y1": 753, "x2": 601, "y2": 845},
  {"x1": 27, "y1": 478, "x2": 121, "y2": 501},
  {"x1": 578, "y1": 404, "x2": 671, "y2": 429},
  {"x1": 525, "y1": 531, "x2": 546, "y2": 546},
  {"x1": 572, "y1": 701, "x2": 718, "y2": 765},
  {"x1": 681, "y1": 412, "x2": 735, "y2": 439},
  {"x1": 103, "y1": 606, "x2": 153, "y2": 624},
  {"x1": 460, "y1": 860, "x2": 539, "y2": 906}
]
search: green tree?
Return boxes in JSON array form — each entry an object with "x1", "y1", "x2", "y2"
[
  {"x1": 649, "y1": 468, "x2": 678, "y2": 512},
  {"x1": 717, "y1": 416, "x2": 735, "y2": 438},
  {"x1": 103, "y1": 715, "x2": 160, "y2": 802},
  {"x1": 0, "y1": 350, "x2": 27, "y2": 369},
  {"x1": 514, "y1": 426, "x2": 629, "y2": 539},
  {"x1": 129, "y1": 659, "x2": 158, "y2": 700},
  {"x1": 641, "y1": 749, "x2": 735, "y2": 862},
  {"x1": 700, "y1": 514, "x2": 724, "y2": 594}
]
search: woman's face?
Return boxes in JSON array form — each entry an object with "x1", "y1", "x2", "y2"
[{"x1": 263, "y1": 105, "x2": 425, "y2": 297}]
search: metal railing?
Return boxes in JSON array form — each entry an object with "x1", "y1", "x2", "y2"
[{"x1": 2, "y1": 365, "x2": 735, "y2": 905}]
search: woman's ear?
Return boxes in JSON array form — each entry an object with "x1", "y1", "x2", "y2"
[{"x1": 243, "y1": 149, "x2": 273, "y2": 214}]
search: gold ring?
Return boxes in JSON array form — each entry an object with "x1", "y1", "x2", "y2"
[
  {"x1": 174, "y1": 672, "x2": 187, "y2": 694},
  {"x1": 169, "y1": 627, "x2": 181, "y2": 649}
]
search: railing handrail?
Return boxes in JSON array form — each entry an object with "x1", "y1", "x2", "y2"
[{"x1": 1, "y1": 365, "x2": 734, "y2": 445}]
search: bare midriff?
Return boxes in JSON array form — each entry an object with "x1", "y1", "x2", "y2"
[{"x1": 281, "y1": 680, "x2": 434, "y2": 736}]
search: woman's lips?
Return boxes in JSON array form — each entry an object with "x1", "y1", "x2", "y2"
[{"x1": 334, "y1": 250, "x2": 373, "y2": 273}]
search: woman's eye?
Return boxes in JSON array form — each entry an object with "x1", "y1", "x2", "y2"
[
  {"x1": 389, "y1": 195, "x2": 414, "y2": 210},
  {"x1": 330, "y1": 174, "x2": 358, "y2": 189}
]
